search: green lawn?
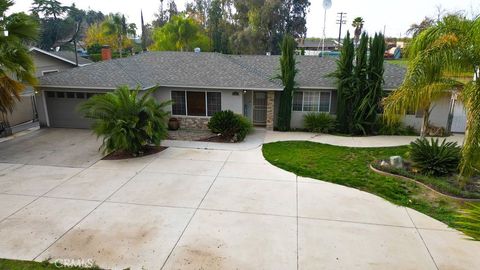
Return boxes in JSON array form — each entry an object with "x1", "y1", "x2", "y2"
[
  {"x1": 0, "y1": 259, "x2": 99, "y2": 270},
  {"x1": 262, "y1": 141, "x2": 477, "y2": 236}
]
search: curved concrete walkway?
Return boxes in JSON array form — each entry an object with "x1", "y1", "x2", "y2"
[
  {"x1": 0, "y1": 129, "x2": 477, "y2": 269},
  {"x1": 161, "y1": 128, "x2": 465, "y2": 150},
  {"x1": 264, "y1": 131, "x2": 465, "y2": 147}
]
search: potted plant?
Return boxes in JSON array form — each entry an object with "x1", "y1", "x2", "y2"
[{"x1": 168, "y1": 117, "x2": 180, "y2": 130}]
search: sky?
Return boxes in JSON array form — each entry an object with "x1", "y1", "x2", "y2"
[{"x1": 8, "y1": 0, "x2": 480, "y2": 38}]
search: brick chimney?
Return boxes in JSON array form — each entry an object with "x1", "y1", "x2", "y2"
[{"x1": 101, "y1": 45, "x2": 112, "y2": 61}]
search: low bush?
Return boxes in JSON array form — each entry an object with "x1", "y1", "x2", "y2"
[
  {"x1": 303, "y1": 113, "x2": 336, "y2": 133},
  {"x1": 80, "y1": 86, "x2": 170, "y2": 156},
  {"x1": 376, "y1": 118, "x2": 417, "y2": 135},
  {"x1": 208, "y1": 110, "x2": 252, "y2": 142},
  {"x1": 409, "y1": 138, "x2": 461, "y2": 176}
]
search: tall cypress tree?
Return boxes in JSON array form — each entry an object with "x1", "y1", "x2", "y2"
[
  {"x1": 365, "y1": 33, "x2": 386, "y2": 132},
  {"x1": 333, "y1": 32, "x2": 355, "y2": 134},
  {"x1": 334, "y1": 31, "x2": 385, "y2": 135},
  {"x1": 351, "y1": 33, "x2": 369, "y2": 134},
  {"x1": 277, "y1": 34, "x2": 297, "y2": 131}
]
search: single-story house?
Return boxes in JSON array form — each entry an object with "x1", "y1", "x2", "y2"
[
  {"x1": 35, "y1": 51, "x2": 467, "y2": 133},
  {"x1": 1, "y1": 47, "x2": 92, "y2": 135}
]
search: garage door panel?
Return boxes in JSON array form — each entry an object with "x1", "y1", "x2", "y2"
[
  {"x1": 452, "y1": 101, "x2": 467, "y2": 133},
  {"x1": 46, "y1": 92, "x2": 93, "y2": 129}
]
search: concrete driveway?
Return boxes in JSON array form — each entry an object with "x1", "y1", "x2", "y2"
[
  {"x1": 0, "y1": 130, "x2": 478, "y2": 269},
  {"x1": 0, "y1": 128, "x2": 102, "y2": 168}
]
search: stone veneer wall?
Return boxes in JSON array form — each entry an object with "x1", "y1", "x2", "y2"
[
  {"x1": 266, "y1": 91, "x2": 275, "y2": 130},
  {"x1": 176, "y1": 116, "x2": 210, "y2": 130}
]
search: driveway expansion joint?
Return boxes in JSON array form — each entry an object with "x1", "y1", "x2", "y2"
[
  {"x1": 404, "y1": 208, "x2": 440, "y2": 270},
  {"x1": 160, "y1": 150, "x2": 233, "y2": 270},
  {"x1": 31, "y1": 154, "x2": 158, "y2": 261}
]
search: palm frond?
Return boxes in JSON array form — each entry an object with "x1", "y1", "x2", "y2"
[
  {"x1": 456, "y1": 203, "x2": 480, "y2": 240},
  {"x1": 0, "y1": 75, "x2": 24, "y2": 114},
  {"x1": 79, "y1": 85, "x2": 171, "y2": 155}
]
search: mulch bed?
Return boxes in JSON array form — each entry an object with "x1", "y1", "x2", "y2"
[
  {"x1": 197, "y1": 134, "x2": 233, "y2": 143},
  {"x1": 167, "y1": 129, "x2": 234, "y2": 143},
  {"x1": 371, "y1": 161, "x2": 480, "y2": 201},
  {"x1": 102, "y1": 145, "x2": 167, "y2": 160}
]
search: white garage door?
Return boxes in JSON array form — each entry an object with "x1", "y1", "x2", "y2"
[{"x1": 451, "y1": 101, "x2": 467, "y2": 133}]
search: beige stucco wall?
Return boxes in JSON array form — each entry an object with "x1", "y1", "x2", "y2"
[
  {"x1": 31, "y1": 51, "x2": 75, "y2": 77},
  {"x1": 401, "y1": 95, "x2": 452, "y2": 131}
]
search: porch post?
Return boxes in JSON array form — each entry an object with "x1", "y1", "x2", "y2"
[{"x1": 266, "y1": 91, "x2": 275, "y2": 130}]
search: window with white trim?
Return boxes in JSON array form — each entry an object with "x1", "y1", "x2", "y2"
[
  {"x1": 303, "y1": 91, "x2": 321, "y2": 111},
  {"x1": 292, "y1": 91, "x2": 331, "y2": 113},
  {"x1": 207, "y1": 92, "x2": 221, "y2": 116},
  {"x1": 292, "y1": 92, "x2": 303, "y2": 111},
  {"x1": 319, "y1": 92, "x2": 331, "y2": 112},
  {"x1": 171, "y1": 90, "x2": 221, "y2": 116}
]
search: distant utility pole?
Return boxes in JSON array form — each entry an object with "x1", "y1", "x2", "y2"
[{"x1": 336, "y1": 12, "x2": 346, "y2": 47}]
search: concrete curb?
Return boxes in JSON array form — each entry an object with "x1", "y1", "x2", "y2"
[{"x1": 369, "y1": 164, "x2": 480, "y2": 202}]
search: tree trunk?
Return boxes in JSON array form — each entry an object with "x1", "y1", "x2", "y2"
[
  {"x1": 119, "y1": 35, "x2": 123, "y2": 58},
  {"x1": 420, "y1": 108, "x2": 430, "y2": 137}
]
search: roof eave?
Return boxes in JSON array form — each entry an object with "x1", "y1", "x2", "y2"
[
  {"x1": 29, "y1": 47, "x2": 90, "y2": 67},
  {"x1": 37, "y1": 85, "x2": 117, "y2": 90},
  {"x1": 145, "y1": 84, "x2": 284, "y2": 91}
]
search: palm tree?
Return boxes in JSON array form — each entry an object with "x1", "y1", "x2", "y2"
[
  {"x1": 406, "y1": 17, "x2": 435, "y2": 37},
  {"x1": 352, "y1": 17, "x2": 364, "y2": 45},
  {"x1": 103, "y1": 13, "x2": 127, "y2": 57},
  {"x1": 80, "y1": 86, "x2": 171, "y2": 156},
  {"x1": 0, "y1": 0, "x2": 39, "y2": 115},
  {"x1": 383, "y1": 15, "x2": 480, "y2": 178}
]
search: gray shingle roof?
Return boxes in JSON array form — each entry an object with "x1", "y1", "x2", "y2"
[
  {"x1": 227, "y1": 55, "x2": 405, "y2": 90},
  {"x1": 39, "y1": 51, "x2": 405, "y2": 90}
]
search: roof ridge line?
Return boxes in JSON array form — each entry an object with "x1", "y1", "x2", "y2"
[
  {"x1": 114, "y1": 57, "x2": 146, "y2": 88},
  {"x1": 221, "y1": 54, "x2": 283, "y2": 88}
]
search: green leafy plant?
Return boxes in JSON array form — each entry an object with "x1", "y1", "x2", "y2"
[
  {"x1": 382, "y1": 15, "x2": 480, "y2": 178},
  {"x1": 376, "y1": 118, "x2": 417, "y2": 135},
  {"x1": 303, "y1": 113, "x2": 336, "y2": 133},
  {"x1": 456, "y1": 203, "x2": 480, "y2": 240},
  {"x1": 330, "y1": 31, "x2": 386, "y2": 135},
  {"x1": 1, "y1": 0, "x2": 39, "y2": 114},
  {"x1": 409, "y1": 138, "x2": 461, "y2": 176},
  {"x1": 207, "y1": 110, "x2": 252, "y2": 142},
  {"x1": 150, "y1": 14, "x2": 210, "y2": 51},
  {"x1": 80, "y1": 86, "x2": 171, "y2": 156}
]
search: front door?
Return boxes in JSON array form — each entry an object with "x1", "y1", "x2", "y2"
[{"x1": 253, "y1": 91, "x2": 267, "y2": 125}]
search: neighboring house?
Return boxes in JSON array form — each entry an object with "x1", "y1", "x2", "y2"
[
  {"x1": 35, "y1": 51, "x2": 467, "y2": 133},
  {"x1": 1, "y1": 47, "x2": 92, "y2": 134},
  {"x1": 297, "y1": 39, "x2": 340, "y2": 56},
  {"x1": 30, "y1": 47, "x2": 93, "y2": 76}
]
